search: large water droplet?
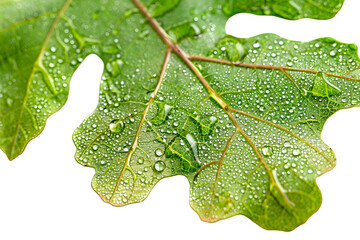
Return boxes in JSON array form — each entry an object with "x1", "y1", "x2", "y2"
[
  {"x1": 137, "y1": 157, "x2": 144, "y2": 165},
  {"x1": 151, "y1": 102, "x2": 172, "y2": 125},
  {"x1": 168, "y1": 22, "x2": 201, "y2": 42},
  {"x1": 186, "y1": 134, "x2": 200, "y2": 164},
  {"x1": 164, "y1": 104, "x2": 172, "y2": 115},
  {"x1": 292, "y1": 149, "x2": 300, "y2": 156},
  {"x1": 154, "y1": 161, "x2": 165, "y2": 172},
  {"x1": 6, "y1": 98, "x2": 13, "y2": 107},
  {"x1": 210, "y1": 36, "x2": 247, "y2": 61},
  {"x1": 262, "y1": 147, "x2": 273, "y2": 157},
  {"x1": 155, "y1": 149, "x2": 163, "y2": 157},
  {"x1": 253, "y1": 42, "x2": 261, "y2": 49},
  {"x1": 310, "y1": 72, "x2": 341, "y2": 97},
  {"x1": 109, "y1": 120, "x2": 125, "y2": 133}
]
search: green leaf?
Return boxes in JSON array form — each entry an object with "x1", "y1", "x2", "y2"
[
  {"x1": 0, "y1": 0, "x2": 357, "y2": 231},
  {"x1": 223, "y1": 0, "x2": 344, "y2": 20},
  {"x1": 223, "y1": 0, "x2": 344, "y2": 19},
  {"x1": 0, "y1": 0, "x2": 345, "y2": 160}
]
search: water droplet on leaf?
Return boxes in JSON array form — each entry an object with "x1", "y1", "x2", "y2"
[
  {"x1": 310, "y1": 72, "x2": 341, "y2": 97},
  {"x1": 262, "y1": 147, "x2": 272, "y2": 156},
  {"x1": 109, "y1": 120, "x2": 125, "y2": 133},
  {"x1": 155, "y1": 149, "x2": 163, "y2": 157},
  {"x1": 292, "y1": 149, "x2": 300, "y2": 156},
  {"x1": 137, "y1": 157, "x2": 144, "y2": 165},
  {"x1": 186, "y1": 134, "x2": 200, "y2": 164},
  {"x1": 154, "y1": 161, "x2": 165, "y2": 172}
]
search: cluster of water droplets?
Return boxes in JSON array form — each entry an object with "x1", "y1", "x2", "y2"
[
  {"x1": 185, "y1": 33, "x2": 360, "y2": 222},
  {"x1": 68, "y1": 0, "x2": 360, "y2": 225}
]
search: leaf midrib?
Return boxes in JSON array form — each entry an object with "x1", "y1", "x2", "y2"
[
  {"x1": 103, "y1": 0, "x2": 349, "y2": 207},
  {"x1": 104, "y1": 0, "x2": 296, "y2": 207}
]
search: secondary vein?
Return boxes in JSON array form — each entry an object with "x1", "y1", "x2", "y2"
[
  {"x1": 188, "y1": 56, "x2": 360, "y2": 82},
  {"x1": 109, "y1": 48, "x2": 172, "y2": 203}
]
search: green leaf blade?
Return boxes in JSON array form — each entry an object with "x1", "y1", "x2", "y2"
[
  {"x1": 0, "y1": 0, "x2": 73, "y2": 160},
  {"x1": 222, "y1": 0, "x2": 345, "y2": 20},
  {"x1": 1, "y1": 0, "x2": 359, "y2": 232}
]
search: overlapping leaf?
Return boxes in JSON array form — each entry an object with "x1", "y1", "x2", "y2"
[{"x1": 1, "y1": 0, "x2": 358, "y2": 231}]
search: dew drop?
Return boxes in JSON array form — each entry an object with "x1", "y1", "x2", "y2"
[
  {"x1": 210, "y1": 116, "x2": 217, "y2": 123},
  {"x1": 292, "y1": 149, "x2": 300, "y2": 156},
  {"x1": 262, "y1": 147, "x2": 272, "y2": 157},
  {"x1": 154, "y1": 161, "x2": 165, "y2": 172},
  {"x1": 109, "y1": 120, "x2": 125, "y2": 133},
  {"x1": 186, "y1": 134, "x2": 200, "y2": 164},
  {"x1": 137, "y1": 157, "x2": 144, "y2": 165},
  {"x1": 253, "y1": 42, "x2": 261, "y2": 48},
  {"x1": 211, "y1": 37, "x2": 247, "y2": 61},
  {"x1": 164, "y1": 104, "x2": 173, "y2": 115},
  {"x1": 124, "y1": 95, "x2": 131, "y2": 101},
  {"x1": 6, "y1": 98, "x2": 13, "y2": 107},
  {"x1": 155, "y1": 149, "x2": 163, "y2": 157}
]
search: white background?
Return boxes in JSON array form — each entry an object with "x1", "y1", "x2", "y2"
[{"x1": 1, "y1": 1, "x2": 360, "y2": 239}]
